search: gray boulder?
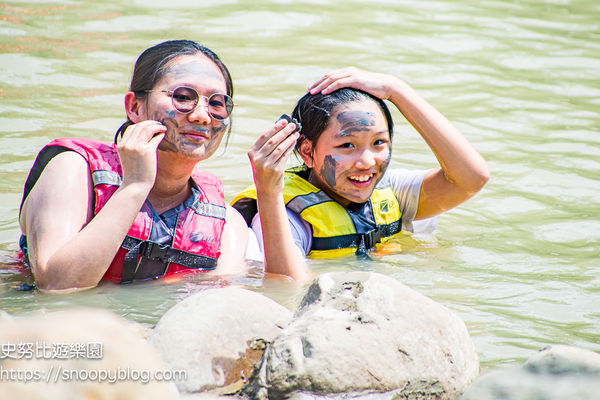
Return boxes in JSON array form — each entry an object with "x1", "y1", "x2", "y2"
[
  {"x1": 149, "y1": 287, "x2": 293, "y2": 393},
  {"x1": 0, "y1": 308, "x2": 178, "y2": 400},
  {"x1": 244, "y1": 271, "x2": 479, "y2": 400},
  {"x1": 461, "y1": 345, "x2": 600, "y2": 400}
]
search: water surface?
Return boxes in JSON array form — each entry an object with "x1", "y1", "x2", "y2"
[{"x1": 1, "y1": 0, "x2": 599, "y2": 370}]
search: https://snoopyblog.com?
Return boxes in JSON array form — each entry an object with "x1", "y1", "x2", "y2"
[{"x1": 0, "y1": 341, "x2": 187, "y2": 384}]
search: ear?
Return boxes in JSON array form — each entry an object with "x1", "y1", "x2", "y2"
[
  {"x1": 124, "y1": 92, "x2": 145, "y2": 124},
  {"x1": 298, "y1": 138, "x2": 315, "y2": 168}
]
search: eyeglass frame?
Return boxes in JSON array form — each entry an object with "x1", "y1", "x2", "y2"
[{"x1": 143, "y1": 86, "x2": 235, "y2": 120}]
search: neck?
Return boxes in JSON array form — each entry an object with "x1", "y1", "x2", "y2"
[{"x1": 148, "y1": 151, "x2": 197, "y2": 214}]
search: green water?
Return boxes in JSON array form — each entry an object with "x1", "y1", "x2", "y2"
[{"x1": 0, "y1": 0, "x2": 598, "y2": 371}]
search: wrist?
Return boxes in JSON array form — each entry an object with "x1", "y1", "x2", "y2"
[
  {"x1": 255, "y1": 181, "x2": 283, "y2": 199},
  {"x1": 256, "y1": 189, "x2": 285, "y2": 210},
  {"x1": 116, "y1": 180, "x2": 152, "y2": 203},
  {"x1": 387, "y1": 77, "x2": 411, "y2": 103}
]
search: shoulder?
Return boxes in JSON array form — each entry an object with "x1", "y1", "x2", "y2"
[
  {"x1": 380, "y1": 167, "x2": 426, "y2": 217},
  {"x1": 381, "y1": 167, "x2": 427, "y2": 190},
  {"x1": 41, "y1": 138, "x2": 119, "y2": 175},
  {"x1": 46, "y1": 137, "x2": 114, "y2": 156}
]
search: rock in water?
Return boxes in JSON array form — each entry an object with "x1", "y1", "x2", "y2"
[
  {"x1": 461, "y1": 345, "x2": 600, "y2": 400},
  {"x1": 244, "y1": 271, "x2": 479, "y2": 400},
  {"x1": 149, "y1": 287, "x2": 293, "y2": 393},
  {"x1": 0, "y1": 308, "x2": 179, "y2": 400}
]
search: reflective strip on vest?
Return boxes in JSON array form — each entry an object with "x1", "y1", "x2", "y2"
[
  {"x1": 190, "y1": 200, "x2": 226, "y2": 220},
  {"x1": 92, "y1": 170, "x2": 122, "y2": 186},
  {"x1": 286, "y1": 190, "x2": 332, "y2": 214}
]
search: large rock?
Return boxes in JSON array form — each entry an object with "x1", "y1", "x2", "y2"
[
  {"x1": 149, "y1": 286, "x2": 293, "y2": 393},
  {"x1": 461, "y1": 345, "x2": 600, "y2": 400},
  {"x1": 0, "y1": 308, "x2": 178, "y2": 400},
  {"x1": 244, "y1": 271, "x2": 479, "y2": 400}
]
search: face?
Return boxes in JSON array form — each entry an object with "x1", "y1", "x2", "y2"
[
  {"x1": 302, "y1": 100, "x2": 391, "y2": 206},
  {"x1": 142, "y1": 54, "x2": 230, "y2": 160}
]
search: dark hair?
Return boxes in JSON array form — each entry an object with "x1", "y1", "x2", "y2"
[
  {"x1": 291, "y1": 88, "x2": 394, "y2": 157},
  {"x1": 114, "y1": 39, "x2": 234, "y2": 144}
]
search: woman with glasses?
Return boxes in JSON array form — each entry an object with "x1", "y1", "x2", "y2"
[
  {"x1": 233, "y1": 67, "x2": 489, "y2": 275},
  {"x1": 18, "y1": 40, "x2": 258, "y2": 292}
]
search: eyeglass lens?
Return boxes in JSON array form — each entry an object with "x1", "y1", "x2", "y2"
[{"x1": 171, "y1": 87, "x2": 233, "y2": 119}]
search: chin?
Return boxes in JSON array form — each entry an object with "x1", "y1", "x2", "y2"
[{"x1": 339, "y1": 193, "x2": 370, "y2": 205}]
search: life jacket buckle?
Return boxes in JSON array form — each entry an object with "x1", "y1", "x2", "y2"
[
  {"x1": 363, "y1": 230, "x2": 377, "y2": 250},
  {"x1": 139, "y1": 241, "x2": 170, "y2": 262}
]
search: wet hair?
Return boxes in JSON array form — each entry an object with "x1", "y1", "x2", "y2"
[
  {"x1": 291, "y1": 88, "x2": 394, "y2": 157},
  {"x1": 114, "y1": 39, "x2": 234, "y2": 145}
]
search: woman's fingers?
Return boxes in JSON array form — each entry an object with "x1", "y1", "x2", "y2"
[
  {"x1": 308, "y1": 67, "x2": 392, "y2": 99},
  {"x1": 148, "y1": 132, "x2": 166, "y2": 151},
  {"x1": 308, "y1": 69, "x2": 354, "y2": 94},
  {"x1": 250, "y1": 119, "x2": 289, "y2": 152},
  {"x1": 272, "y1": 132, "x2": 299, "y2": 167},
  {"x1": 250, "y1": 120, "x2": 298, "y2": 162},
  {"x1": 116, "y1": 120, "x2": 167, "y2": 187},
  {"x1": 119, "y1": 120, "x2": 167, "y2": 147}
]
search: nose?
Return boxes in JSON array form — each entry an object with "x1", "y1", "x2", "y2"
[
  {"x1": 187, "y1": 98, "x2": 211, "y2": 124},
  {"x1": 355, "y1": 149, "x2": 377, "y2": 169}
]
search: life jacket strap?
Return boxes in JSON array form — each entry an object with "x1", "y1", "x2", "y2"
[
  {"x1": 311, "y1": 219, "x2": 402, "y2": 253},
  {"x1": 120, "y1": 236, "x2": 218, "y2": 284}
]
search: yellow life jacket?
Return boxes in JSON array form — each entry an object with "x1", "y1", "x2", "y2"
[{"x1": 231, "y1": 167, "x2": 403, "y2": 258}]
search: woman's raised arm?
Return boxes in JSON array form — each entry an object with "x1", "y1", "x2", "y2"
[
  {"x1": 309, "y1": 67, "x2": 489, "y2": 219},
  {"x1": 20, "y1": 121, "x2": 165, "y2": 292},
  {"x1": 247, "y1": 119, "x2": 309, "y2": 282}
]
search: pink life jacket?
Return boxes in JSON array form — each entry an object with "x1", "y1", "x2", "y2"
[{"x1": 28, "y1": 137, "x2": 226, "y2": 283}]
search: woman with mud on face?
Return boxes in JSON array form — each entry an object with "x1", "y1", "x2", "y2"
[
  {"x1": 232, "y1": 68, "x2": 489, "y2": 279},
  {"x1": 18, "y1": 40, "x2": 265, "y2": 293}
]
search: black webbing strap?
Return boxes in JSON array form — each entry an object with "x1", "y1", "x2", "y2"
[
  {"x1": 120, "y1": 236, "x2": 218, "y2": 284},
  {"x1": 311, "y1": 219, "x2": 402, "y2": 254}
]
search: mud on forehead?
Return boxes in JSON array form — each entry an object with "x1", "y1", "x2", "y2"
[
  {"x1": 164, "y1": 55, "x2": 225, "y2": 82},
  {"x1": 335, "y1": 110, "x2": 376, "y2": 136}
]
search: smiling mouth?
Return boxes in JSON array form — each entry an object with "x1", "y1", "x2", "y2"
[
  {"x1": 182, "y1": 130, "x2": 209, "y2": 139},
  {"x1": 348, "y1": 173, "x2": 375, "y2": 183}
]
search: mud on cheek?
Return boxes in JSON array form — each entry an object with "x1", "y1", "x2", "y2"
[
  {"x1": 380, "y1": 149, "x2": 391, "y2": 174},
  {"x1": 321, "y1": 155, "x2": 341, "y2": 189},
  {"x1": 214, "y1": 118, "x2": 229, "y2": 134},
  {"x1": 153, "y1": 114, "x2": 178, "y2": 152}
]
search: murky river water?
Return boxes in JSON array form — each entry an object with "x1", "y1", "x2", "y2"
[{"x1": 0, "y1": 0, "x2": 598, "y2": 371}]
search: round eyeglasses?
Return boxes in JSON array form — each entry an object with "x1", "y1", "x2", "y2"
[{"x1": 145, "y1": 86, "x2": 234, "y2": 120}]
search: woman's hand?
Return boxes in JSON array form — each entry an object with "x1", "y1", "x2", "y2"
[
  {"x1": 308, "y1": 67, "x2": 399, "y2": 100},
  {"x1": 247, "y1": 118, "x2": 299, "y2": 197},
  {"x1": 247, "y1": 118, "x2": 308, "y2": 282},
  {"x1": 116, "y1": 120, "x2": 166, "y2": 189},
  {"x1": 311, "y1": 66, "x2": 489, "y2": 220}
]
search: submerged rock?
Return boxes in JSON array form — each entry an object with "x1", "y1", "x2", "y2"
[
  {"x1": 460, "y1": 345, "x2": 600, "y2": 400},
  {"x1": 244, "y1": 271, "x2": 479, "y2": 400},
  {"x1": 0, "y1": 308, "x2": 178, "y2": 400},
  {"x1": 149, "y1": 287, "x2": 293, "y2": 393}
]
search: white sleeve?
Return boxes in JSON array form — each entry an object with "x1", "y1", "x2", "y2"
[
  {"x1": 384, "y1": 168, "x2": 438, "y2": 234},
  {"x1": 250, "y1": 209, "x2": 311, "y2": 259},
  {"x1": 244, "y1": 227, "x2": 264, "y2": 262}
]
